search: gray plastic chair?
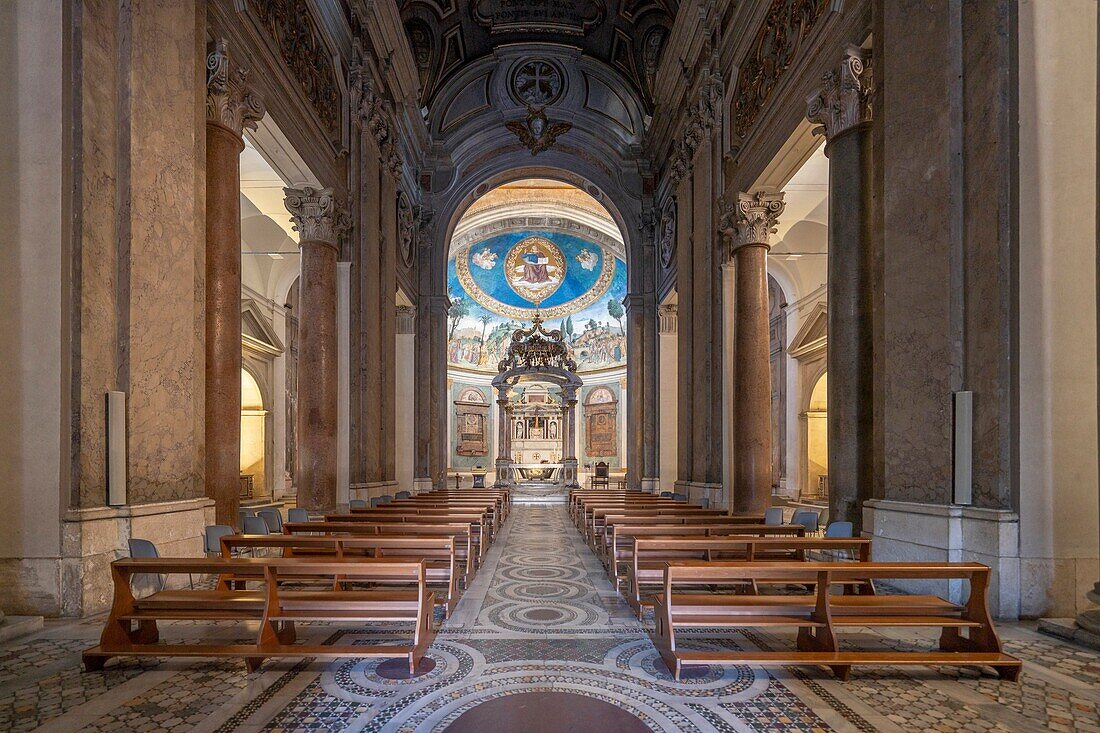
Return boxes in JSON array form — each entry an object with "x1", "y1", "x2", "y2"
[
  {"x1": 127, "y1": 538, "x2": 167, "y2": 592},
  {"x1": 699, "y1": 497, "x2": 710, "y2": 509},
  {"x1": 763, "y1": 507, "x2": 785, "y2": 525},
  {"x1": 395, "y1": 491, "x2": 411, "y2": 500},
  {"x1": 237, "y1": 508, "x2": 255, "y2": 531},
  {"x1": 204, "y1": 524, "x2": 235, "y2": 556},
  {"x1": 349, "y1": 499, "x2": 368, "y2": 509},
  {"x1": 824, "y1": 521, "x2": 853, "y2": 538},
  {"x1": 791, "y1": 510, "x2": 820, "y2": 535},
  {"x1": 377, "y1": 494, "x2": 393, "y2": 505},
  {"x1": 242, "y1": 515, "x2": 270, "y2": 535},
  {"x1": 672, "y1": 492, "x2": 688, "y2": 502},
  {"x1": 369, "y1": 496, "x2": 384, "y2": 507},
  {"x1": 258, "y1": 507, "x2": 283, "y2": 533},
  {"x1": 658, "y1": 490, "x2": 673, "y2": 498},
  {"x1": 287, "y1": 507, "x2": 309, "y2": 523}
]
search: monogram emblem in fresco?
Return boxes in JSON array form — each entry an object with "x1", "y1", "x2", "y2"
[
  {"x1": 472, "y1": 247, "x2": 497, "y2": 270},
  {"x1": 510, "y1": 59, "x2": 564, "y2": 106},
  {"x1": 504, "y1": 236, "x2": 565, "y2": 303}
]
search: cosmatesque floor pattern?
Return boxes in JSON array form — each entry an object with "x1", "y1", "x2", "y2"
[{"x1": 2, "y1": 505, "x2": 1099, "y2": 732}]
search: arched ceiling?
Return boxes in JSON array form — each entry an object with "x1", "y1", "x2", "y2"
[{"x1": 400, "y1": 0, "x2": 679, "y2": 109}]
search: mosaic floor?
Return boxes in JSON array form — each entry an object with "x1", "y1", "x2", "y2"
[{"x1": 2, "y1": 505, "x2": 1099, "y2": 732}]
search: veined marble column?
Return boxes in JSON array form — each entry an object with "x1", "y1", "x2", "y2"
[
  {"x1": 722, "y1": 192, "x2": 784, "y2": 515},
  {"x1": 204, "y1": 40, "x2": 264, "y2": 526},
  {"x1": 808, "y1": 47, "x2": 875, "y2": 527},
  {"x1": 285, "y1": 187, "x2": 346, "y2": 511},
  {"x1": 495, "y1": 386, "x2": 511, "y2": 486},
  {"x1": 561, "y1": 387, "x2": 579, "y2": 487}
]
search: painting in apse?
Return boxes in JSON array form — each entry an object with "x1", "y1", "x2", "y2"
[{"x1": 448, "y1": 230, "x2": 627, "y2": 372}]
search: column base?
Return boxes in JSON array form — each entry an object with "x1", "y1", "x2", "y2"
[
  {"x1": 494, "y1": 459, "x2": 513, "y2": 488},
  {"x1": 412, "y1": 477, "x2": 433, "y2": 494},
  {"x1": 641, "y1": 477, "x2": 660, "y2": 493},
  {"x1": 561, "y1": 458, "x2": 580, "y2": 488},
  {"x1": 675, "y1": 481, "x2": 724, "y2": 508},
  {"x1": 350, "y1": 481, "x2": 399, "y2": 502},
  {"x1": 863, "y1": 499, "x2": 1020, "y2": 619}
]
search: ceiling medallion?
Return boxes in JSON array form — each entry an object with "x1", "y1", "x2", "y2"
[
  {"x1": 506, "y1": 106, "x2": 572, "y2": 155},
  {"x1": 510, "y1": 59, "x2": 564, "y2": 106}
]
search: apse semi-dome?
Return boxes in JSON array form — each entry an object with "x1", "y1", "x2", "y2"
[{"x1": 448, "y1": 230, "x2": 627, "y2": 374}]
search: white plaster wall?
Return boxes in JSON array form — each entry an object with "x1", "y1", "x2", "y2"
[
  {"x1": 1017, "y1": 0, "x2": 1100, "y2": 618},
  {"x1": 0, "y1": 1, "x2": 66, "y2": 614}
]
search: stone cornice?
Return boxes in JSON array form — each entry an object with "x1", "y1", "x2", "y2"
[
  {"x1": 284, "y1": 186, "x2": 350, "y2": 246},
  {"x1": 807, "y1": 46, "x2": 873, "y2": 143},
  {"x1": 719, "y1": 191, "x2": 785, "y2": 255},
  {"x1": 205, "y1": 39, "x2": 266, "y2": 137}
]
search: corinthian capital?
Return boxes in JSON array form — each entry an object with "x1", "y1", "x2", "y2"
[
  {"x1": 720, "y1": 191, "x2": 785, "y2": 254},
  {"x1": 806, "y1": 46, "x2": 872, "y2": 141},
  {"x1": 284, "y1": 187, "x2": 349, "y2": 247},
  {"x1": 206, "y1": 39, "x2": 266, "y2": 136}
]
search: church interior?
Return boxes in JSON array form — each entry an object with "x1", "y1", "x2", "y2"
[{"x1": 1, "y1": 0, "x2": 1098, "y2": 731}]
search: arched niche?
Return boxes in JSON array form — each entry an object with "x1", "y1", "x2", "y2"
[
  {"x1": 240, "y1": 367, "x2": 271, "y2": 500},
  {"x1": 803, "y1": 371, "x2": 829, "y2": 502}
]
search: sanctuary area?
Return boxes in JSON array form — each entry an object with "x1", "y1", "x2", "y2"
[{"x1": 1, "y1": 1, "x2": 1098, "y2": 732}]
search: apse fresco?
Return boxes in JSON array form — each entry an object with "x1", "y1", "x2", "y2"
[{"x1": 448, "y1": 230, "x2": 627, "y2": 373}]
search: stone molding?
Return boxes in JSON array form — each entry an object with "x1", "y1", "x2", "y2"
[
  {"x1": 719, "y1": 191, "x2": 785, "y2": 254},
  {"x1": 205, "y1": 39, "x2": 266, "y2": 137},
  {"x1": 658, "y1": 304, "x2": 678, "y2": 334},
  {"x1": 667, "y1": 49, "x2": 724, "y2": 189},
  {"x1": 284, "y1": 186, "x2": 349, "y2": 246},
  {"x1": 807, "y1": 46, "x2": 873, "y2": 143},
  {"x1": 396, "y1": 305, "x2": 416, "y2": 334},
  {"x1": 350, "y1": 59, "x2": 403, "y2": 179}
]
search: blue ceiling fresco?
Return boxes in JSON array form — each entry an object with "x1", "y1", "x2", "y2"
[{"x1": 448, "y1": 230, "x2": 627, "y2": 373}]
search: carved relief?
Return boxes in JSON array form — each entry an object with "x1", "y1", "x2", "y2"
[
  {"x1": 397, "y1": 191, "x2": 415, "y2": 269},
  {"x1": 505, "y1": 106, "x2": 572, "y2": 155},
  {"x1": 205, "y1": 39, "x2": 266, "y2": 136},
  {"x1": 641, "y1": 26, "x2": 668, "y2": 94},
  {"x1": 583, "y1": 386, "x2": 618, "y2": 458},
  {"x1": 732, "y1": 0, "x2": 831, "y2": 141},
  {"x1": 472, "y1": 0, "x2": 606, "y2": 36},
  {"x1": 247, "y1": 0, "x2": 340, "y2": 136},
  {"x1": 510, "y1": 58, "x2": 565, "y2": 106},
  {"x1": 806, "y1": 46, "x2": 873, "y2": 141},
  {"x1": 405, "y1": 19, "x2": 435, "y2": 93},
  {"x1": 658, "y1": 198, "x2": 676, "y2": 270}
]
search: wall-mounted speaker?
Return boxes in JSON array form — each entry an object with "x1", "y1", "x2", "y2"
[
  {"x1": 106, "y1": 391, "x2": 127, "y2": 506},
  {"x1": 952, "y1": 390, "x2": 973, "y2": 506}
]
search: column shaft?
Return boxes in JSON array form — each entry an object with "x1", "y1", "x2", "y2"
[
  {"x1": 826, "y1": 126, "x2": 875, "y2": 525},
  {"x1": 733, "y1": 244, "x2": 773, "y2": 515},
  {"x1": 205, "y1": 122, "x2": 245, "y2": 526},
  {"x1": 297, "y1": 241, "x2": 339, "y2": 510}
]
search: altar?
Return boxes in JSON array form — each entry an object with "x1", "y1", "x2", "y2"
[{"x1": 512, "y1": 463, "x2": 563, "y2": 482}]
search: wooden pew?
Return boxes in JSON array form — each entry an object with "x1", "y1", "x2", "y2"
[
  {"x1": 650, "y1": 560, "x2": 1022, "y2": 681},
  {"x1": 327, "y1": 511, "x2": 493, "y2": 553},
  {"x1": 370, "y1": 501, "x2": 504, "y2": 535},
  {"x1": 284, "y1": 521, "x2": 478, "y2": 581},
  {"x1": 401, "y1": 492, "x2": 510, "y2": 521},
  {"x1": 603, "y1": 523, "x2": 808, "y2": 586},
  {"x1": 625, "y1": 537, "x2": 872, "y2": 616},
  {"x1": 586, "y1": 507, "x2": 734, "y2": 547},
  {"x1": 83, "y1": 557, "x2": 436, "y2": 674},
  {"x1": 219, "y1": 534, "x2": 463, "y2": 617}
]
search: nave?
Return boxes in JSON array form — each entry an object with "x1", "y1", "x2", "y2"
[{"x1": 1, "y1": 503, "x2": 1097, "y2": 733}]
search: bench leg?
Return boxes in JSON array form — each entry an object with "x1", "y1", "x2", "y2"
[
  {"x1": 650, "y1": 601, "x2": 681, "y2": 681},
  {"x1": 82, "y1": 651, "x2": 110, "y2": 672},
  {"x1": 245, "y1": 656, "x2": 266, "y2": 673},
  {"x1": 797, "y1": 626, "x2": 848, "y2": 680}
]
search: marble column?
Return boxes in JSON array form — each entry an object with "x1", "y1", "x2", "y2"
[
  {"x1": 285, "y1": 187, "x2": 346, "y2": 511},
  {"x1": 723, "y1": 192, "x2": 785, "y2": 515},
  {"x1": 204, "y1": 40, "x2": 265, "y2": 526},
  {"x1": 561, "y1": 387, "x2": 579, "y2": 487},
  {"x1": 807, "y1": 47, "x2": 874, "y2": 527},
  {"x1": 495, "y1": 386, "x2": 511, "y2": 486}
]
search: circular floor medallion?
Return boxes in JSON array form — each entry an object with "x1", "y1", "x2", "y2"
[
  {"x1": 443, "y1": 691, "x2": 652, "y2": 733},
  {"x1": 375, "y1": 656, "x2": 437, "y2": 680}
]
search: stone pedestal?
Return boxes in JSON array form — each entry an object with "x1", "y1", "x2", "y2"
[
  {"x1": 807, "y1": 47, "x2": 874, "y2": 528},
  {"x1": 722, "y1": 192, "x2": 785, "y2": 516},
  {"x1": 204, "y1": 40, "x2": 264, "y2": 526},
  {"x1": 285, "y1": 187, "x2": 346, "y2": 511}
]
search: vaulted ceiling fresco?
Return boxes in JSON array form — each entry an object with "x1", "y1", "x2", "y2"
[
  {"x1": 447, "y1": 181, "x2": 628, "y2": 374},
  {"x1": 400, "y1": 0, "x2": 679, "y2": 108}
]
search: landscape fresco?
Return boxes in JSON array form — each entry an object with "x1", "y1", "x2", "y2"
[{"x1": 447, "y1": 230, "x2": 627, "y2": 373}]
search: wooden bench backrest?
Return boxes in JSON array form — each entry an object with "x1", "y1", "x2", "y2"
[
  {"x1": 634, "y1": 537, "x2": 870, "y2": 562},
  {"x1": 663, "y1": 560, "x2": 989, "y2": 582}
]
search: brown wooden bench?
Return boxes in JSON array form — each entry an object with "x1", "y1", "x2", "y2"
[
  {"x1": 368, "y1": 501, "x2": 504, "y2": 534},
  {"x1": 593, "y1": 512, "x2": 768, "y2": 558},
  {"x1": 83, "y1": 557, "x2": 436, "y2": 674},
  {"x1": 626, "y1": 537, "x2": 872, "y2": 616},
  {"x1": 325, "y1": 511, "x2": 492, "y2": 557},
  {"x1": 650, "y1": 560, "x2": 1022, "y2": 681},
  {"x1": 283, "y1": 521, "x2": 478, "y2": 579},
  {"x1": 219, "y1": 534, "x2": 463, "y2": 617}
]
